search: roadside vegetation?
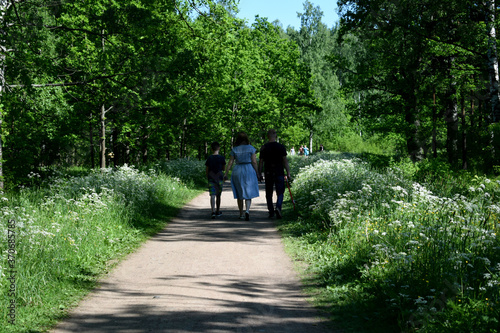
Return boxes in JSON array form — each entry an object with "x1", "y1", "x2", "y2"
[
  {"x1": 0, "y1": 160, "x2": 205, "y2": 332},
  {"x1": 280, "y1": 152, "x2": 500, "y2": 332}
]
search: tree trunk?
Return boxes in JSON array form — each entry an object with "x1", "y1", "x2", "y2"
[
  {"x1": 461, "y1": 95, "x2": 467, "y2": 170},
  {"x1": 445, "y1": 92, "x2": 459, "y2": 165},
  {"x1": 112, "y1": 127, "x2": 119, "y2": 167},
  {"x1": 180, "y1": 118, "x2": 187, "y2": 158},
  {"x1": 99, "y1": 104, "x2": 112, "y2": 169},
  {"x1": 141, "y1": 131, "x2": 148, "y2": 164},
  {"x1": 405, "y1": 112, "x2": 424, "y2": 162},
  {"x1": 125, "y1": 132, "x2": 131, "y2": 164},
  {"x1": 142, "y1": 142, "x2": 148, "y2": 164},
  {"x1": 309, "y1": 126, "x2": 313, "y2": 154},
  {"x1": 432, "y1": 88, "x2": 438, "y2": 158},
  {"x1": 100, "y1": 104, "x2": 106, "y2": 169},
  {"x1": 141, "y1": 109, "x2": 149, "y2": 164},
  {"x1": 445, "y1": 57, "x2": 459, "y2": 165},
  {"x1": 90, "y1": 112, "x2": 95, "y2": 169},
  {"x1": 487, "y1": 0, "x2": 500, "y2": 123},
  {"x1": 403, "y1": 88, "x2": 424, "y2": 162}
]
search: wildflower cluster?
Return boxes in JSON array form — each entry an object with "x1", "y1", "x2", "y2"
[
  {"x1": 289, "y1": 153, "x2": 500, "y2": 331},
  {"x1": 0, "y1": 163, "x2": 200, "y2": 330}
]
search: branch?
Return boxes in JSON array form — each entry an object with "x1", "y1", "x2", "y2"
[
  {"x1": 43, "y1": 25, "x2": 117, "y2": 45},
  {"x1": 173, "y1": 1, "x2": 199, "y2": 38},
  {"x1": 8, "y1": 71, "x2": 142, "y2": 88}
]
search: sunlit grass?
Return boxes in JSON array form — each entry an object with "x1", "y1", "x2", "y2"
[
  {"x1": 281, "y1": 153, "x2": 500, "y2": 332},
  {"x1": 0, "y1": 161, "x2": 204, "y2": 332}
]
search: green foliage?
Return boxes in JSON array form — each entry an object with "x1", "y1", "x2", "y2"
[
  {"x1": 0, "y1": 163, "x2": 201, "y2": 331},
  {"x1": 152, "y1": 159, "x2": 206, "y2": 188},
  {"x1": 281, "y1": 153, "x2": 500, "y2": 332},
  {"x1": 333, "y1": 132, "x2": 404, "y2": 156},
  {"x1": 287, "y1": 1, "x2": 350, "y2": 151},
  {"x1": 336, "y1": 0, "x2": 496, "y2": 167},
  {"x1": 0, "y1": 0, "x2": 324, "y2": 184}
]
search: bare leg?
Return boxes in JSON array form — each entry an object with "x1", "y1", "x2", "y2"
[
  {"x1": 244, "y1": 199, "x2": 251, "y2": 221},
  {"x1": 245, "y1": 199, "x2": 251, "y2": 213}
]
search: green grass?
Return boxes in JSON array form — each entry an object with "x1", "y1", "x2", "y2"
[
  {"x1": 0, "y1": 161, "x2": 205, "y2": 332},
  {"x1": 279, "y1": 152, "x2": 500, "y2": 332}
]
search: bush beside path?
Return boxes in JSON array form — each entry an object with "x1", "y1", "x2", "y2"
[{"x1": 52, "y1": 183, "x2": 335, "y2": 333}]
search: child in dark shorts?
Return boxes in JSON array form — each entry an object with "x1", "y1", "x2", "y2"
[{"x1": 205, "y1": 142, "x2": 226, "y2": 218}]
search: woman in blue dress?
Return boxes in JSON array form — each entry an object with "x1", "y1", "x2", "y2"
[{"x1": 224, "y1": 132, "x2": 260, "y2": 220}]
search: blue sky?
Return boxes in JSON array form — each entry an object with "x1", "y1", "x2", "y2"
[{"x1": 235, "y1": 0, "x2": 339, "y2": 29}]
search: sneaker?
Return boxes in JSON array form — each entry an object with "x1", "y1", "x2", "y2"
[
  {"x1": 268, "y1": 212, "x2": 275, "y2": 219},
  {"x1": 216, "y1": 211, "x2": 222, "y2": 217},
  {"x1": 245, "y1": 212, "x2": 250, "y2": 221},
  {"x1": 239, "y1": 215, "x2": 245, "y2": 220},
  {"x1": 275, "y1": 208, "x2": 282, "y2": 219},
  {"x1": 211, "y1": 212, "x2": 216, "y2": 219}
]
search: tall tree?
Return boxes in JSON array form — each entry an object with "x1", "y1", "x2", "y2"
[
  {"x1": 336, "y1": 0, "x2": 492, "y2": 164},
  {"x1": 289, "y1": 1, "x2": 347, "y2": 152}
]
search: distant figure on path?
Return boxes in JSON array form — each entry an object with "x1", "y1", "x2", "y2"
[
  {"x1": 205, "y1": 141, "x2": 226, "y2": 218},
  {"x1": 304, "y1": 145, "x2": 309, "y2": 156},
  {"x1": 225, "y1": 132, "x2": 260, "y2": 221},
  {"x1": 259, "y1": 129, "x2": 291, "y2": 219},
  {"x1": 319, "y1": 144, "x2": 324, "y2": 152},
  {"x1": 290, "y1": 147, "x2": 295, "y2": 156}
]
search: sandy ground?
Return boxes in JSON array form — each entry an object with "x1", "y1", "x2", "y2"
[{"x1": 52, "y1": 183, "x2": 337, "y2": 333}]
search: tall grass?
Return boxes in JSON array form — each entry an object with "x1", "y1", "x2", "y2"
[
  {"x1": 0, "y1": 161, "x2": 204, "y2": 332},
  {"x1": 283, "y1": 153, "x2": 500, "y2": 332}
]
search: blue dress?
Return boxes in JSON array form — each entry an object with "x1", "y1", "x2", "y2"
[{"x1": 230, "y1": 145, "x2": 260, "y2": 200}]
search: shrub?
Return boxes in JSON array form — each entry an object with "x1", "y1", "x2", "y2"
[
  {"x1": 287, "y1": 153, "x2": 500, "y2": 332},
  {"x1": 0, "y1": 163, "x2": 200, "y2": 332}
]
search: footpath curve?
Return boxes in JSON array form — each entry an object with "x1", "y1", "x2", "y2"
[{"x1": 53, "y1": 183, "x2": 336, "y2": 333}]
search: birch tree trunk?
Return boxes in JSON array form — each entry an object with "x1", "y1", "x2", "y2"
[
  {"x1": 445, "y1": 91, "x2": 459, "y2": 164},
  {"x1": 99, "y1": 105, "x2": 113, "y2": 169},
  {"x1": 0, "y1": 0, "x2": 12, "y2": 189},
  {"x1": 100, "y1": 104, "x2": 106, "y2": 169},
  {"x1": 461, "y1": 96, "x2": 468, "y2": 170},
  {"x1": 487, "y1": 0, "x2": 500, "y2": 123},
  {"x1": 432, "y1": 88, "x2": 438, "y2": 158},
  {"x1": 180, "y1": 117, "x2": 187, "y2": 158},
  {"x1": 309, "y1": 126, "x2": 313, "y2": 154},
  {"x1": 90, "y1": 111, "x2": 95, "y2": 169},
  {"x1": 445, "y1": 57, "x2": 459, "y2": 165}
]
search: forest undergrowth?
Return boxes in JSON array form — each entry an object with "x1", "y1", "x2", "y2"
[
  {"x1": 279, "y1": 152, "x2": 500, "y2": 333},
  {"x1": 0, "y1": 160, "x2": 205, "y2": 332}
]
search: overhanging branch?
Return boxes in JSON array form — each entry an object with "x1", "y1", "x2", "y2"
[{"x1": 8, "y1": 71, "x2": 141, "y2": 88}]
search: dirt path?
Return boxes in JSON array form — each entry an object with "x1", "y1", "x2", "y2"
[{"x1": 53, "y1": 183, "x2": 336, "y2": 333}]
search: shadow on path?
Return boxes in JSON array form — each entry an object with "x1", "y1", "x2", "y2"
[{"x1": 53, "y1": 182, "x2": 338, "y2": 333}]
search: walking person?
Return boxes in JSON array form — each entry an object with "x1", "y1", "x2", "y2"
[
  {"x1": 205, "y1": 142, "x2": 226, "y2": 219},
  {"x1": 258, "y1": 129, "x2": 291, "y2": 219},
  {"x1": 225, "y1": 132, "x2": 260, "y2": 221}
]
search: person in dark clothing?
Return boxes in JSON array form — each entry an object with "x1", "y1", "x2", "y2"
[
  {"x1": 258, "y1": 129, "x2": 291, "y2": 219},
  {"x1": 205, "y1": 141, "x2": 226, "y2": 218}
]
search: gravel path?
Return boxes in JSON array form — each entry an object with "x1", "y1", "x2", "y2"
[{"x1": 53, "y1": 183, "x2": 337, "y2": 333}]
